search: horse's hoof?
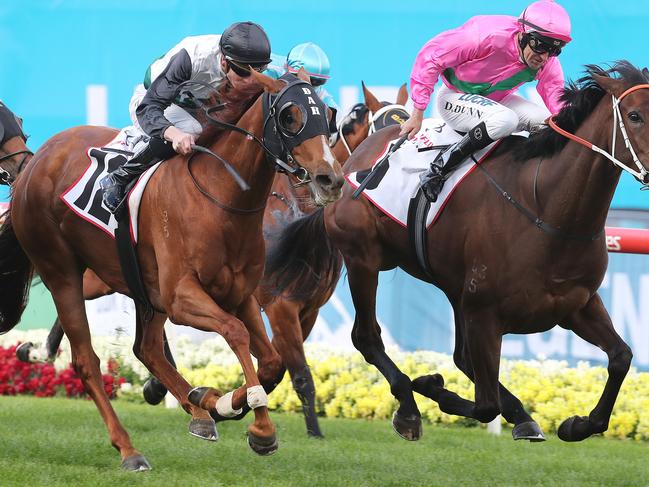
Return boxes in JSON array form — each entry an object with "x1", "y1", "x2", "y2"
[
  {"x1": 392, "y1": 411, "x2": 422, "y2": 441},
  {"x1": 558, "y1": 415, "x2": 593, "y2": 442},
  {"x1": 120, "y1": 454, "x2": 152, "y2": 472},
  {"x1": 247, "y1": 431, "x2": 279, "y2": 456},
  {"x1": 142, "y1": 378, "x2": 168, "y2": 405},
  {"x1": 412, "y1": 374, "x2": 445, "y2": 398},
  {"x1": 189, "y1": 418, "x2": 218, "y2": 441},
  {"x1": 307, "y1": 430, "x2": 325, "y2": 439},
  {"x1": 15, "y1": 342, "x2": 34, "y2": 363},
  {"x1": 512, "y1": 421, "x2": 546, "y2": 442}
]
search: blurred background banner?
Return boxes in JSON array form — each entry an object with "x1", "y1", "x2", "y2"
[{"x1": 3, "y1": 0, "x2": 649, "y2": 368}]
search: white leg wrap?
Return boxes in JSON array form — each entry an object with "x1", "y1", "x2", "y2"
[
  {"x1": 215, "y1": 391, "x2": 243, "y2": 418},
  {"x1": 247, "y1": 385, "x2": 268, "y2": 409}
]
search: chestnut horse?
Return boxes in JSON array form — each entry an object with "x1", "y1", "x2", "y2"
[
  {"x1": 0, "y1": 70, "x2": 343, "y2": 470},
  {"x1": 266, "y1": 62, "x2": 647, "y2": 443},
  {"x1": 15, "y1": 83, "x2": 410, "y2": 438}
]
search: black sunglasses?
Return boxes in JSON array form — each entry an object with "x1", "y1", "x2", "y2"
[
  {"x1": 527, "y1": 35, "x2": 564, "y2": 57},
  {"x1": 309, "y1": 77, "x2": 327, "y2": 87},
  {"x1": 227, "y1": 59, "x2": 268, "y2": 78}
]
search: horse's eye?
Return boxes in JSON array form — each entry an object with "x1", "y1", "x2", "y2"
[{"x1": 628, "y1": 111, "x2": 643, "y2": 123}]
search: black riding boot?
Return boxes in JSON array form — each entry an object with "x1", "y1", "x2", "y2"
[
  {"x1": 100, "y1": 137, "x2": 175, "y2": 213},
  {"x1": 420, "y1": 122, "x2": 494, "y2": 203}
]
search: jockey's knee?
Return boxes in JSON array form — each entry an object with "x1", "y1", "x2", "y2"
[{"x1": 485, "y1": 108, "x2": 519, "y2": 139}]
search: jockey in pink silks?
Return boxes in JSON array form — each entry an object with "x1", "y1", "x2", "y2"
[{"x1": 399, "y1": 0, "x2": 572, "y2": 202}]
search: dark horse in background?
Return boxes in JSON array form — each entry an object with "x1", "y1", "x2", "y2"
[
  {"x1": 266, "y1": 62, "x2": 648, "y2": 443},
  {"x1": 0, "y1": 70, "x2": 344, "y2": 470}
]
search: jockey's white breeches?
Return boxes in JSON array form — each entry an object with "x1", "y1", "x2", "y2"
[
  {"x1": 129, "y1": 84, "x2": 203, "y2": 137},
  {"x1": 435, "y1": 84, "x2": 550, "y2": 139}
]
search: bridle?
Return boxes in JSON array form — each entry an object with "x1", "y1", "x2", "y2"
[
  {"x1": 335, "y1": 102, "x2": 409, "y2": 157},
  {"x1": 0, "y1": 149, "x2": 32, "y2": 185},
  {"x1": 548, "y1": 83, "x2": 649, "y2": 186},
  {"x1": 181, "y1": 76, "x2": 331, "y2": 213}
]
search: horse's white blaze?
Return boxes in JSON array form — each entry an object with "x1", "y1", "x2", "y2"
[{"x1": 322, "y1": 136, "x2": 336, "y2": 168}]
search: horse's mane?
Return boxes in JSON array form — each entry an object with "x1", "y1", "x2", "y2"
[{"x1": 515, "y1": 60, "x2": 649, "y2": 160}]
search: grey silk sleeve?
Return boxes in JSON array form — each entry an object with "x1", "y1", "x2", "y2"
[{"x1": 135, "y1": 49, "x2": 192, "y2": 138}]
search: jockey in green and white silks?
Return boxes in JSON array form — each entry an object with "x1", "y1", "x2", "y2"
[
  {"x1": 264, "y1": 42, "x2": 340, "y2": 121},
  {"x1": 99, "y1": 21, "x2": 272, "y2": 213}
]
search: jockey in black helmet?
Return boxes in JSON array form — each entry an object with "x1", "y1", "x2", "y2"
[{"x1": 100, "y1": 21, "x2": 272, "y2": 213}]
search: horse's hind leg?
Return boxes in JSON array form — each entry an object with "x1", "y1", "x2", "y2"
[
  {"x1": 142, "y1": 331, "x2": 175, "y2": 405},
  {"x1": 16, "y1": 269, "x2": 112, "y2": 364},
  {"x1": 16, "y1": 317, "x2": 64, "y2": 363},
  {"x1": 414, "y1": 308, "x2": 544, "y2": 441},
  {"x1": 412, "y1": 308, "x2": 501, "y2": 424},
  {"x1": 132, "y1": 309, "x2": 217, "y2": 441},
  {"x1": 268, "y1": 301, "x2": 323, "y2": 437},
  {"x1": 347, "y1": 260, "x2": 421, "y2": 440},
  {"x1": 166, "y1": 278, "x2": 278, "y2": 455},
  {"x1": 558, "y1": 293, "x2": 632, "y2": 442},
  {"x1": 41, "y1": 269, "x2": 149, "y2": 470}
]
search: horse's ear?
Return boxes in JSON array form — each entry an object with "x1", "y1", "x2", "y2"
[
  {"x1": 296, "y1": 67, "x2": 311, "y2": 83},
  {"x1": 593, "y1": 74, "x2": 624, "y2": 96},
  {"x1": 396, "y1": 83, "x2": 409, "y2": 106},
  {"x1": 249, "y1": 69, "x2": 286, "y2": 93},
  {"x1": 643, "y1": 67, "x2": 649, "y2": 82},
  {"x1": 362, "y1": 81, "x2": 382, "y2": 112}
]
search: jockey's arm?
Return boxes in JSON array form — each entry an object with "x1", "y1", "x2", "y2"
[
  {"x1": 135, "y1": 49, "x2": 196, "y2": 153},
  {"x1": 536, "y1": 57, "x2": 566, "y2": 115}
]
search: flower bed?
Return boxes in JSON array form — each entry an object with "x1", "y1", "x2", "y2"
[
  {"x1": 0, "y1": 341, "x2": 123, "y2": 399},
  {"x1": 2, "y1": 330, "x2": 649, "y2": 439}
]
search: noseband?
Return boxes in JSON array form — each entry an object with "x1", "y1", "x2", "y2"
[{"x1": 548, "y1": 83, "x2": 649, "y2": 185}]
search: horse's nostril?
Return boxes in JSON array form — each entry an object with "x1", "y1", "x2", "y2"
[
  {"x1": 315, "y1": 174, "x2": 334, "y2": 189},
  {"x1": 315, "y1": 174, "x2": 344, "y2": 191}
]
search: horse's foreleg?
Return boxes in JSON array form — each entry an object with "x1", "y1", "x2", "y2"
[
  {"x1": 133, "y1": 309, "x2": 217, "y2": 441},
  {"x1": 268, "y1": 300, "x2": 323, "y2": 437},
  {"x1": 167, "y1": 278, "x2": 278, "y2": 455},
  {"x1": 347, "y1": 260, "x2": 421, "y2": 441},
  {"x1": 558, "y1": 294, "x2": 632, "y2": 442}
]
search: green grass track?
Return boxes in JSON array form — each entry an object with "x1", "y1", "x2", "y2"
[{"x1": 0, "y1": 396, "x2": 647, "y2": 486}]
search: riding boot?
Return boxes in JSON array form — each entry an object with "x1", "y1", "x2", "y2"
[
  {"x1": 420, "y1": 122, "x2": 494, "y2": 203},
  {"x1": 99, "y1": 137, "x2": 174, "y2": 213}
]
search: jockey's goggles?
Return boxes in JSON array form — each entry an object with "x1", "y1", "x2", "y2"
[
  {"x1": 226, "y1": 59, "x2": 269, "y2": 78},
  {"x1": 526, "y1": 33, "x2": 565, "y2": 57},
  {"x1": 309, "y1": 77, "x2": 327, "y2": 87}
]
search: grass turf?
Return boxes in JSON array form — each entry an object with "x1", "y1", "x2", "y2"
[{"x1": 0, "y1": 396, "x2": 647, "y2": 486}]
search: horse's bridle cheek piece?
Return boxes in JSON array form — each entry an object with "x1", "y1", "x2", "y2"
[{"x1": 548, "y1": 83, "x2": 649, "y2": 185}]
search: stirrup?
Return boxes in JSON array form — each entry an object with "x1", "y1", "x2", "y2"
[{"x1": 100, "y1": 178, "x2": 126, "y2": 214}]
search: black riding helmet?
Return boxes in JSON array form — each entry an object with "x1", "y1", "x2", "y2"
[{"x1": 220, "y1": 21, "x2": 272, "y2": 66}]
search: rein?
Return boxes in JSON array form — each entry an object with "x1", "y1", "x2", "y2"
[
  {"x1": 0, "y1": 150, "x2": 32, "y2": 185},
  {"x1": 474, "y1": 155, "x2": 604, "y2": 241},
  {"x1": 548, "y1": 83, "x2": 649, "y2": 185}
]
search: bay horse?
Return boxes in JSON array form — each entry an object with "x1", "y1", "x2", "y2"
[
  {"x1": 266, "y1": 62, "x2": 647, "y2": 443},
  {"x1": 0, "y1": 70, "x2": 344, "y2": 470},
  {"x1": 257, "y1": 82, "x2": 409, "y2": 437},
  {"x1": 14, "y1": 83, "x2": 410, "y2": 439}
]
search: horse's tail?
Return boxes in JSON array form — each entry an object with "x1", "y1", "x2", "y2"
[
  {"x1": 264, "y1": 208, "x2": 342, "y2": 300},
  {"x1": 0, "y1": 213, "x2": 33, "y2": 334}
]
